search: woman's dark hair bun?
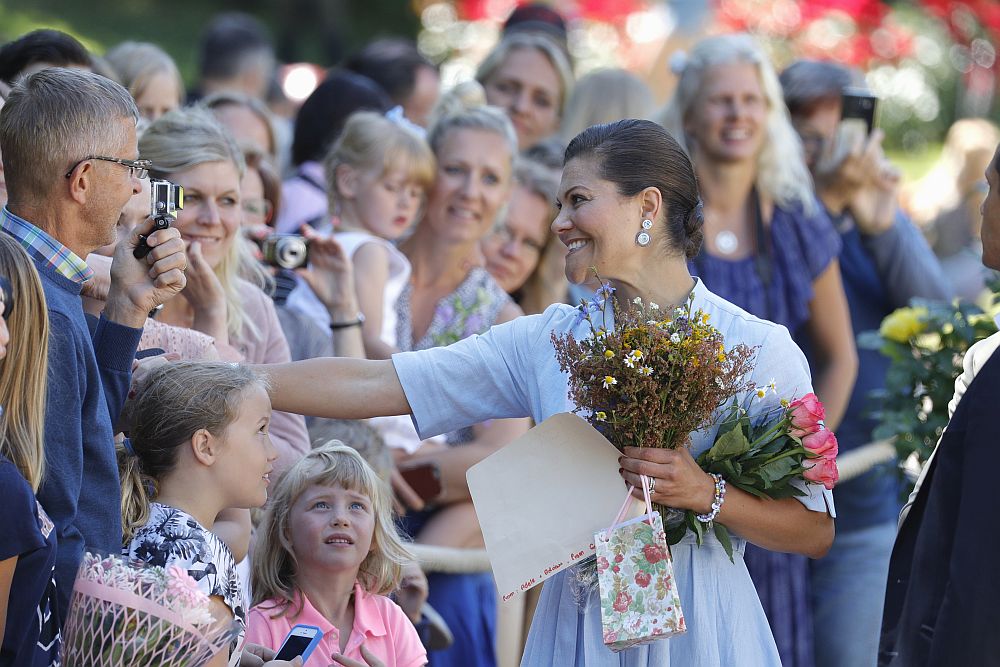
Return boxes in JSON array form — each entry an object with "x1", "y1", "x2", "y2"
[{"x1": 683, "y1": 199, "x2": 704, "y2": 259}]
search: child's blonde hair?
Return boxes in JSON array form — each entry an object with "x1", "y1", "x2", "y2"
[
  {"x1": 251, "y1": 440, "x2": 412, "y2": 612},
  {"x1": 118, "y1": 361, "x2": 268, "y2": 540},
  {"x1": 324, "y1": 111, "x2": 436, "y2": 215}
]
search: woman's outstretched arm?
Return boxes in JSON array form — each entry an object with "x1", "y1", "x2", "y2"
[{"x1": 259, "y1": 358, "x2": 411, "y2": 420}]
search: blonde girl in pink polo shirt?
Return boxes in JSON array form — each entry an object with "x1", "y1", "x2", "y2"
[{"x1": 247, "y1": 442, "x2": 427, "y2": 667}]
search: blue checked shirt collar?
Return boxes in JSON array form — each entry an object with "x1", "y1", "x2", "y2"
[{"x1": 0, "y1": 207, "x2": 94, "y2": 284}]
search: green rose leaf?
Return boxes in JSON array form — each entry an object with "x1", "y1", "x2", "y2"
[
  {"x1": 708, "y1": 426, "x2": 752, "y2": 460},
  {"x1": 713, "y1": 522, "x2": 734, "y2": 563}
]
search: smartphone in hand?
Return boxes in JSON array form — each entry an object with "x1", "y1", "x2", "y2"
[
  {"x1": 841, "y1": 87, "x2": 879, "y2": 136},
  {"x1": 274, "y1": 624, "x2": 323, "y2": 663}
]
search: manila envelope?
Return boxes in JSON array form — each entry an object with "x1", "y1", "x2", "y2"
[{"x1": 467, "y1": 412, "x2": 631, "y2": 602}]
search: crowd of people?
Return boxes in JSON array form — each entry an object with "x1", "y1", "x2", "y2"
[{"x1": 0, "y1": 4, "x2": 997, "y2": 667}]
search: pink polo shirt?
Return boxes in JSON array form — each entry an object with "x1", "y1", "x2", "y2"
[{"x1": 246, "y1": 584, "x2": 427, "y2": 667}]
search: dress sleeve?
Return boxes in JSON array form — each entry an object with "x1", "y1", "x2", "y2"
[
  {"x1": 861, "y1": 210, "x2": 954, "y2": 306},
  {"x1": 747, "y1": 324, "x2": 837, "y2": 517},
  {"x1": 0, "y1": 462, "x2": 45, "y2": 561},
  {"x1": 392, "y1": 310, "x2": 552, "y2": 439}
]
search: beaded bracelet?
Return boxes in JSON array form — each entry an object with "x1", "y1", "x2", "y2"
[{"x1": 696, "y1": 473, "x2": 726, "y2": 523}]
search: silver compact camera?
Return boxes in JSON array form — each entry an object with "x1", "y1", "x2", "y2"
[
  {"x1": 134, "y1": 177, "x2": 184, "y2": 259},
  {"x1": 150, "y1": 177, "x2": 184, "y2": 224},
  {"x1": 261, "y1": 234, "x2": 310, "y2": 270}
]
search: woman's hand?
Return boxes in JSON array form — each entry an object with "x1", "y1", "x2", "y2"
[
  {"x1": 619, "y1": 446, "x2": 716, "y2": 514},
  {"x1": 180, "y1": 241, "x2": 228, "y2": 342},
  {"x1": 295, "y1": 227, "x2": 359, "y2": 319},
  {"x1": 330, "y1": 645, "x2": 387, "y2": 667}
]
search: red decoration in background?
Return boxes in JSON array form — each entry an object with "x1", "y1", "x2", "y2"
[
  {"x1": 797, "y1": 0, "x2": 887, "y2": 28},
  {"x1": 456, "y1": 0, "x2": 491, "y2": 21},
  {"x1": 576, "y1": 0, "x2": 642, "y2": 22},
  {"x1": 455, "y1": 0, "x2": 643, "y2": 24}
]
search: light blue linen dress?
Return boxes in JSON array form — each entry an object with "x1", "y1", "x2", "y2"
[{"x1": 392, "y1": 279, "x2": 836, "y2": 666}]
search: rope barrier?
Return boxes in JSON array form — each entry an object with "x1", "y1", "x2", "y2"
[
  {"x1": 409, "y1": 543, "x2": 491, "y2": 574},
  {"x1": 836, "y1": 439, "x2": 897, "y2": 483}
]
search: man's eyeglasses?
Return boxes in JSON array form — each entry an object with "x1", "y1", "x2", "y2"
[{"x1": 64, "y1": 156, "x2": 152, "y2": 180}]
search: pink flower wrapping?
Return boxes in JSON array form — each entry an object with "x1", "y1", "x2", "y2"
[
  {"x1": 60, "y1": 553, "x2": 237, "y2": 667},
  {"x1": 596, "y1": 511, "x2": 686, "y2": 652}
]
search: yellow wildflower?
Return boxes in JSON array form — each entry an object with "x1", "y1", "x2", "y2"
[
  {"x1": 595, "y1": 411, "x2": 607, "y2": 421},
  {"x1": 604, "y1": 350, "x2": 615, "y2": 359},
  {"x1": 603, "y1": 376, "x2": 618, "y2": 389}
]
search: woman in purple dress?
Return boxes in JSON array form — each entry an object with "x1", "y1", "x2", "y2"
[{"x1": 660, "y1": 33, "x2": 857, "y2": 667}]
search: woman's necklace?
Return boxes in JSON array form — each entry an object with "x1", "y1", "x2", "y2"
[{"x1": 715, "y1": 230, "x2": 739, "y2": 255}]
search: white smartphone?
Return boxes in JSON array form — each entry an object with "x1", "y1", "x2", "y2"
[{"x1": 274, "y1": 624, "x2": 323, "y2": 662}]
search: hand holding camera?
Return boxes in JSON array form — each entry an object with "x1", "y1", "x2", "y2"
[
  {"x1": 104, "y1": 182, "x2": 188, "y2": 328},
  {"x1": 134, "y1": 178, "x2": 183, "y2": 259},
  {"x1": 287, "y1": 227, "x2": 360, "y2": 319}
]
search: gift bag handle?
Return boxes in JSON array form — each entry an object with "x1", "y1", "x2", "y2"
[{"x1": 605, "y1": 474, "x2": 656, "y2": 535}]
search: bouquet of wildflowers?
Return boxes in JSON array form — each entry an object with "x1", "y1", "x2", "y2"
[
  {"x1": 552, "y1": 284, "x2": 757, "y2": 453},
  {"x1": 553, "y1": 283, "x2": 839, "y2": 560},
  {"x1": 61, "y1": 553, "x2": 238, "y2": 667}
]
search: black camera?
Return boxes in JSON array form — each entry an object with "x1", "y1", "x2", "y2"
[
  {"x1": 260, "y1": 234, "x2": 310, "y2": 270},
  {"x1": 841, "y1": 88, "x2": 879, "y2": 136},
  {"x1": 134, "y1": 178, "x2": 184, "y2": 259}
]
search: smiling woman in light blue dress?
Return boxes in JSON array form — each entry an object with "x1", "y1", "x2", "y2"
[{"x1": 263, "y1": 119, "x2": 836, "y2": 666}]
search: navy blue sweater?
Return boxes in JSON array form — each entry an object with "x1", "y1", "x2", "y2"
[{"x1": 31, "y1": 259, "x2": 142, "y2": 621}]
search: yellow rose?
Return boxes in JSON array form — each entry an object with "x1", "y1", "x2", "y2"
[{"x1": 879, "y1": 307, "x2": 928, "y2": 343}]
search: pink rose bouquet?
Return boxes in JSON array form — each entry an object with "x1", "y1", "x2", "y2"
[{"x1": 689, "y1": 391, "x2": 840, "y2": 560}]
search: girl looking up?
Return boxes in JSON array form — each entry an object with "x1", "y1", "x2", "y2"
[
  {"x1": 248, "y1": 442, "x2": 426, "y2": 667},
  {"x1": 120, "y1": 361, "x2": 279, "y2": 666}
]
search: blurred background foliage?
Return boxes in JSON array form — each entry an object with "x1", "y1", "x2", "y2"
[{"x1": 0, "y1": 0, "x2": 420, "y2": 80}]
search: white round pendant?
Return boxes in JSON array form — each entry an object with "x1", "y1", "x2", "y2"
[
  {"x1": 636, "y1": 231, "x2": 651, "y2": 247},
  {"x1": 715, "y1": 231, "x2": 738, "y2": 255}
]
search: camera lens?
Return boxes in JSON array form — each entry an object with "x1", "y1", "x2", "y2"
[{"x1": 275, "y1": 237, "x2": 308, "y2": 269}]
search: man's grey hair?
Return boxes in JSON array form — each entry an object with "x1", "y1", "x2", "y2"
[
  {"x1": 779, "y1": 60, "x2": 865, "y2": 117},
  {"x1": 0, "y1": 67, "x2": 139, "y2": 203}
]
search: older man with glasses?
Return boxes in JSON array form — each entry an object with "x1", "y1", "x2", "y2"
[{"x1": 0, "y1": 67, "x2": 187, "y2": 623}]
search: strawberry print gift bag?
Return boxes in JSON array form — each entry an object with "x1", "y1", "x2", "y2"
[{"x1": 595, "y1": 475, "x2": 686, "y2": 652}]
